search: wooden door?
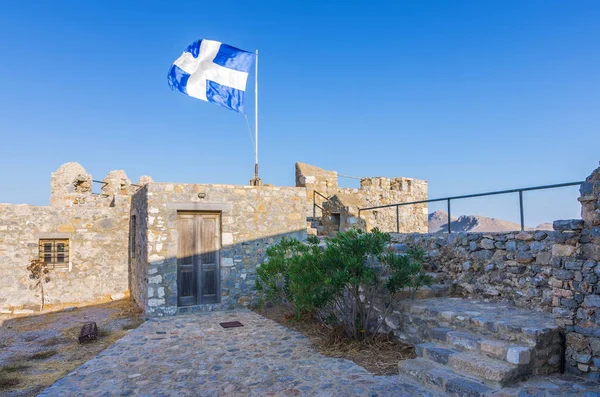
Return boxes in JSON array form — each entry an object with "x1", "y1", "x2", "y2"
[{"x1": 177, "y1": 213, "x2": 221, "y2": 306}]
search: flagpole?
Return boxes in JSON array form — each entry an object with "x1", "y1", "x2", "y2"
[{"x1": 254, "y1": 49, "x2": 259, "y2": 183}]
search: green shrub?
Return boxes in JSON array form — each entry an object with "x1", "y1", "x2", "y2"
[{"x1": 256, "y1": 229, "x2": 432, "y2": 340}]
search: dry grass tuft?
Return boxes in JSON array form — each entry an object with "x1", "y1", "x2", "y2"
[
  {"x1": 0, "y1": 363, "x2": 29, "y2": 390},
  {"x1": 122, "y1": 319, "x2": 144, "y2": 331},
  {"x1": 42, "y1": 337, "x2": 62, "y2": 347},
  {"x1": 0, "y1": 372, "x2": 21, "y2": 390},
  {"x1": 1, "y1": 362, "x2": 30, "y2": 373},
  {"x1": 29, "y1": 350, "x2": 58, "y2": 360},
  {"x1": 97, "y1": 329, "x2": 112, "y2": 338},
  {"x1": 257, "y1": 305, "x2": 415, "y2": 375}
]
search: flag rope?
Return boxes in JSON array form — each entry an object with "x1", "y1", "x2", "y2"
[{"x1": 243, "y1": 113, "x2": 255, "y2": 149}]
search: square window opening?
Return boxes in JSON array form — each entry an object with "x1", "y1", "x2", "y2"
[{"x1": 38, "y1": 239, "x2": 69, "y2": 270}]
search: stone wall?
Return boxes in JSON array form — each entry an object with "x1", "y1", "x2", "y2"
[
  {"x1": 295, "y1": 162, "x2": 338, "y2": 217},
  {"x1": 132, "y1": 183, "x2": 307, "y2": 317},
  {"x1": 388, "y1": 165, "x2": 600, "y2": 379},
  {"x1": 0, "y1": 163, "x2": 136, "y2": 311},
  {"x1": 296, "y1": 162, "x2": 428, "y2": 234}
]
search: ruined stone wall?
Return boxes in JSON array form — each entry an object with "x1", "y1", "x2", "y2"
[
  {"x1": 0, "y1": 163, "x2": 135, "y2": 312},
  {"x1": 388, "y1": 165, "x2": 600, "y2": 379},
  {"x1": 297, "y1": 163, "x2": 428, "y2": 234},
  {"x1": 340, "y1": 181, "x2": 428, "y2": 233},
  {"x1": 295, "y1": 162, "x2": 338, "y2": 217},
  {"x1": 135, "y1": 183, "x2": 307, "y2": 317}
]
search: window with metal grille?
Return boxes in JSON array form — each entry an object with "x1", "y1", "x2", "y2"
[
  {"x1": 39, "y1": 239, "x2": 69, "y2": 269},
  {"x1": 130, "y1": 215, "x2": 136, "y2": 259}
]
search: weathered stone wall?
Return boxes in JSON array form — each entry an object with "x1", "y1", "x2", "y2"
[
  {"x1": 0, "y1": 163, "x2": 134, "y2": 311},
  {"x1": 134, "y1": 183, "x2": 307, "y2": 317},
  {"x1": 297, "y1": 163, "x2": 428, "y2": 234},
  {"x1": 339, "y1": 180, "x2": 428, "y2": 233},
  {"x1": 387, "y1": 165, "x2": 600, "y2": 379},
  {"x1": 295, "y1": 162, "x2": 338, "y2": 217}
]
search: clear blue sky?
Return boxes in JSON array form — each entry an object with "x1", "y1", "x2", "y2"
[{"x1": 0, "y1": 0, "x2": 598, "y2": 226}]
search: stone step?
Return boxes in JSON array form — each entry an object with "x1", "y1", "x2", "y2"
[
  {"x1": 393, "y1": 298, "x2": 562, "y2": 377},
  {"x1": 398, "y1": 357, "x2": 496, "y2": 397},
  {"x1": 395, "y1": 283, "x2": 451, "y2": 300},
  {"x1": 415, "y1": 343, "x2": 526, "y2": 386},
  {"x1": 429, "y1": 327, "x2": 533, "y2": 365},
  {"x1": 397, "y1": 298, "x2": 559, "y2": 346}
]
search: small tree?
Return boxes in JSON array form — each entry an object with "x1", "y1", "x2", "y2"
[
  {"x1": 256, "y1": 229, "x2": 432, "y2": 341},
  {"x1": 27, "y1": 259, "x2": 51, "y2": 311}
]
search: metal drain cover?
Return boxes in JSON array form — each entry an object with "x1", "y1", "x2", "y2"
[{"x1": 219, "y1": 321, "x2": 244, "y2": 328}]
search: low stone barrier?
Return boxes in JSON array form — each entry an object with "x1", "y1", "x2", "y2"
[{"x1": 386, "y1": 165, "x2": 600, "y2": 380}]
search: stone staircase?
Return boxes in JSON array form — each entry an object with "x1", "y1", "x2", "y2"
[
  {"x1": 306, "y1": 216, "x2": 326, "y2": 236},
  {"x1": 395, "y1": 298, "x2": 563, "y2": 396}
]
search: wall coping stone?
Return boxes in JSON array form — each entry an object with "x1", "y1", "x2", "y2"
[{"x1": 166, "y1": 202, "x2": 233, "y2": 212}]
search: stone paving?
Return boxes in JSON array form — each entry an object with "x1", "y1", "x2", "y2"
[
  {"x1": 38, "y1": 310, "x2": 443, "y2": 397},
  {"x1": 38, "y1": 310, "x2": 600, "y2": 397}
]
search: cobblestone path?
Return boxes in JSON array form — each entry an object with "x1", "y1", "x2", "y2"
[
  {"x1": 38, "y1": 309, "x2": 600, "y2": 396},
  {"x1": 38, "y1": 310, "x2": 444, "y2": 396}
]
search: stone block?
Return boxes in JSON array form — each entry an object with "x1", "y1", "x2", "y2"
[
  {"x1": 516, "y1": 251, "x2": 534, "y2": 264},
  {"x1": 445, "y1": 377, "x2": 492, "y2": 397},
  {"x1": 447, "y1": 331, "x2": 479, "y2": 351},
  {"x1": 584, "y1": 295, "x2": 600, "y2": 308},
  {"x1": 572, "y1": 352, "x2": 592, "y2": 364},
  {"x1": 552, "y1": 244, "x2": 576, "y2": 257},
  {"x1": 536, "y1": 252, "x2": 552, "y2": 265},
  {"x1": 506, "y1": 346, "x2": 532, "y2": 365},
  {"x1": 529, "y1": 241, "x2": 545, "y2": 252},
  {"x1": 553, "y1": 219, "x2": 585, "y2": 231},
  {"x1": 516, "y1": 232, "x2": 534, "y2": 241},
  {"x1": 534, "y1": 231, "x2": 548, "y2": 241},
  {"x1": 582, "y1": 243, "x2": 600, "y2": 261},
  {"x1": 564, "y1": 260, "x2": 584, "y2": 270},
  {"x1": 506, "y1": 240, "x2": 517, "y2": 252},
  {"x1": 422, "y1": 345, "x2": 455, "y2": 365},
  {"x1": 430, "y1": 327, "x2": 451, "y2": 342},
  {"x1": 553, "y1": 288, "x2": 573, "y2": 298},
  {"x1": 480, "y1": 239, "x2": 495, "y2": 250},
  {"x1": 221, "y1": 258, "x2": 234, "y2": 267},
  {"x1": 479, "y1": 339, "x2": 506, "y2": 358},
  {"x1": 553, "y1": 269, "x2": 575, "y2": 280}
]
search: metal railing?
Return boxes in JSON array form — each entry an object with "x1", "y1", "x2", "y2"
[
  {"x1": 312, "y1": 190, "x2": 331, "y2": 218},
  {"x1": 358, "y1": 181, "x2": 584, "y2": 233},
  {"x1": 91, "y1": 180, "x2": 143, "y2": 196}
]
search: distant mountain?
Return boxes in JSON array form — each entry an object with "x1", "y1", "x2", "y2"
[{"x1": 428, "y1": 210, "x2": 553, "y2": 233}]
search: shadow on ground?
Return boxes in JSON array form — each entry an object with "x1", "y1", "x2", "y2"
[{"x1": 0, "y1": 299, "x2": 143, "y2": 396}]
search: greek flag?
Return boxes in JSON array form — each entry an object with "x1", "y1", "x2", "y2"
[{"x1": 168, "y1": 39, "x2": 255, "y2": 113}]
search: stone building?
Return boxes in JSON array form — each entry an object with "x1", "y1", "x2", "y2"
[{"x1": 129, "y1": 182, "x2": 306, "y2": 317}]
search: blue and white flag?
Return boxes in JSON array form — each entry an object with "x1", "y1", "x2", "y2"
[{"x1": 168, "y1": 39, "x2": 255, "y2": 113}]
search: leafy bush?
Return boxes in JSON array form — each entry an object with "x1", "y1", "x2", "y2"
[{"x1": 256, "y1": 229, "x2": 432, "y2": 340}]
